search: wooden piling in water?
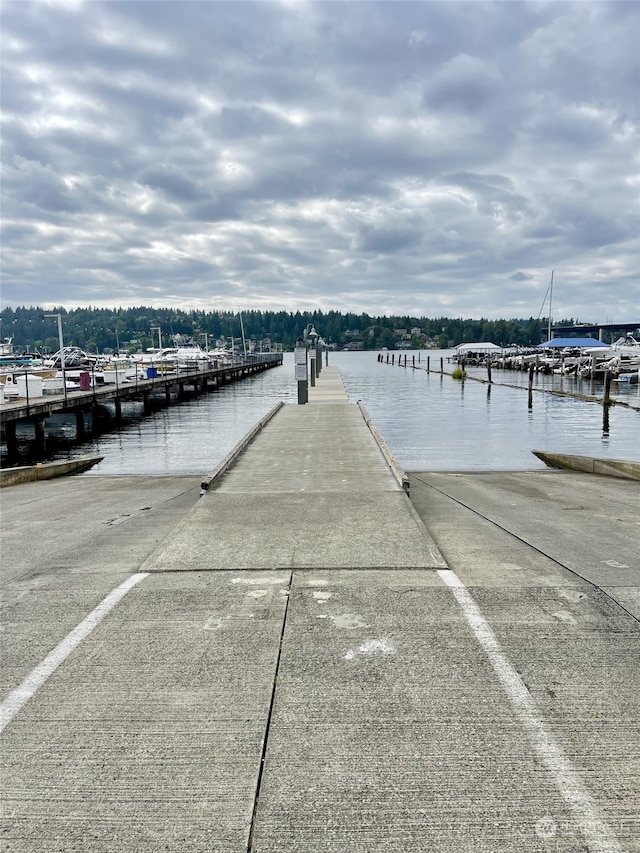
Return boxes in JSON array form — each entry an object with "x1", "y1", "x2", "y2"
[
  {"x1": 528, "y1": 365, "x2": 535, "y2": 409},
  {"x1": 603, "y1": 371, "x2": 612, "y2": 433}
]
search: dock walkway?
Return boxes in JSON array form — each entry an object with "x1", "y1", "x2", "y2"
[
  {"x1": 152, "y1": 367, "x2": 442, "y2": 572},
  {"x1": 1, "y1": 366, "x2": 638, "y2": 852}
]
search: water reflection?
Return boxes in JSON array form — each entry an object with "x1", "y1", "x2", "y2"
[{"x1": 4, "y1": 350, "x2": 637, "y2": 475}]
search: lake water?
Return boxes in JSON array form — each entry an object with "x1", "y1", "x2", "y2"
[{"x1": 12, "y1": 350, "x2": 639, "y2": 476}]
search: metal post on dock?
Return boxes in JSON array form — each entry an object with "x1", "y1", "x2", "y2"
[
  {"x1": 295, "y1": 337, "x2": 307, "y2": 405},
  {"x1": 41, "y1": 312, "x2": 67, "y2": 404},
  {"x1": 24, "y1": 369, "x2": 30, "y2": 415}
]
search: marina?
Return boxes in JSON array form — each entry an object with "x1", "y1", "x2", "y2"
[
  {"x1": 1, "y1": 364, "x2": 638, "y2": 852},
  {"x1": 0, "y1": 352, "x2": 282, "y2": 464},
  {"x1": 1, "y1": 349, "x2": 638, "y2": 473}
]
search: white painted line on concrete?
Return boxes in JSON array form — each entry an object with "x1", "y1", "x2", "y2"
[
  {"x1": 437, "y1": 568, "x2": 622, "y2": 853},
  {"x1": 0, "y1": 572, "x2": 149, "y2": 734}
]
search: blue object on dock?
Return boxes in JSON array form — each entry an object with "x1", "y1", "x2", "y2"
[{"x1": 146, "y1": 367, "x2": 158, "y2": 379}]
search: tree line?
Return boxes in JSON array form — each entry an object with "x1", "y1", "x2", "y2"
[{"x1": 0, "y1": 306, "x2": 569, "y2": 354}]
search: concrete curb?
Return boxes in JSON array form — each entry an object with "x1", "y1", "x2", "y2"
[
  {"x1": 357, "y1": 401, "x2": 410, "y2": 493},
  {"x1": 0, "y1": 456, "x2": 104, "y2": 487},
  {"x1": 533, "y1": 450, "x2": 640, "y2": 481},
  {"x1": 200, "y1": 401, "x2": 285, "y2": 492}
]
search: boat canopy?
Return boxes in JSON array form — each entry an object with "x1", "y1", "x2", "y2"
[
  {"x1": 454, "y1": 342, "x2": 502, "y2": 352},
  {"x1": 536, "y1": 338, "x2": 609, "y2": 349}
]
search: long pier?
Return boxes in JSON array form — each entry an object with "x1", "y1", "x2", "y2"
[
  {"x1": 0, "y1": 353, "x2": 282, "y2": 458},
  {"x1": 1, "y1": 365, "x2": 638, "y2": 851}
]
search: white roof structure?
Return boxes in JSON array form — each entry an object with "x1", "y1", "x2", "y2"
[{"x1": 454, "y1": 342, "x2": 502, "y2": 352}]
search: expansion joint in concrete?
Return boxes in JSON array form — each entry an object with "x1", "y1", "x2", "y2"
[{"x1": 246, "y1": 569, "x2": 293, "y2": 852}]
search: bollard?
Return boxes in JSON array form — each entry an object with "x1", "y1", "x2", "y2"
[
  {"x1": 310, "y1": 356, "x2": 315, "y2": 386},
  {"x1": 440, "y1": 357, "x2": 444, "y2": 373},
  {"x1": 427, "y1": 356, "x2": 430, "y2": 373},
  {"x1": 487, "y1": 360, "x2": 492, "y2": 384}
]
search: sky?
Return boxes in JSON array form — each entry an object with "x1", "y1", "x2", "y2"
[{"x1": 1, "y1": 0, "x2": 639, "y2": 322}]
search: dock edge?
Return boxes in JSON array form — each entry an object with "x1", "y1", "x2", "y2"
[
  {"x1": 200, "y1": 401, "x2": 285, "y2": 492},
  {"x1": 357, "y1": 401, "x2": 410, "y2": 494},
  {"x1": 533, "y1": 451, "x2": 640, "y2": 481}
]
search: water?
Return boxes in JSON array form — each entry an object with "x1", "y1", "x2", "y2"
[{"x1": 16, "y1": 351, "x2": 640, "y2": 476}]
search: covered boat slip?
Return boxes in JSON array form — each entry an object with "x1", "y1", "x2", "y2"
[{"x1": 1, "y1": 367, "x2": 638, "y2": 852}]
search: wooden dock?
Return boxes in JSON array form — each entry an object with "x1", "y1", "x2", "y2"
[{"x1": 0, "y1": 353, "x2": 282, "y2": 459}]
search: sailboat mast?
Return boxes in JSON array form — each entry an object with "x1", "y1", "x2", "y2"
[{"x1": 547, "y1": 269, "x2": 554, "y2": 342}]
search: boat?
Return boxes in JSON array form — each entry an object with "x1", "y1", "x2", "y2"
[
  {"x1": 584, "y1": 335, "x2": 640, "y2": 359},
  {"x1": 578, "y1": 336, "x2": 640, "y2": 379},
  {"x1": 612, "y1": 370, "x2": 639, "y2": 385},
  {"x1": 42, "y1": 346, "x2": 99, "y2": 369}
]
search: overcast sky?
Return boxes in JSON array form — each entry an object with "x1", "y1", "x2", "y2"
[{"x1": 1, "y1": 1, "x2": 638, "y2": 321}]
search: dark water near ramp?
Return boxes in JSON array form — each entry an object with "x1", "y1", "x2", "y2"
[{"x1": 23, "y1": 350, "x2": 640, "y2": 476}]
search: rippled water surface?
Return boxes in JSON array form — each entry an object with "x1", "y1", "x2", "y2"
[{"x1": 59, "y1": 350, "x2": 638, "y2": 476}]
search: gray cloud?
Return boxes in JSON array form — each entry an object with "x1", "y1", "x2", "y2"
[{"x1": 1, "y1": 0, "x2": 638, "y2": 321}]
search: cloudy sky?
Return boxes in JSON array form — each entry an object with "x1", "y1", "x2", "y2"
[{"x1": 1, "y1": 1, "x2": 638, "y2": 321}]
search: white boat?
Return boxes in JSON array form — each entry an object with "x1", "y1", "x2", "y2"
[
  {"x1": 584, "y1": 335, "x2": 640, "y2": 360},
  {"x1": 613, "y1": 369, "x2": 639, "y2": 385},
  {"x1": 43, "y1": 346, "x2": 98, "y2": 369}
]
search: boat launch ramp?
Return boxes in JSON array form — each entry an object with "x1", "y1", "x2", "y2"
[{"x1": 1, "y1": 366, "x2": 638, "y2": 852}]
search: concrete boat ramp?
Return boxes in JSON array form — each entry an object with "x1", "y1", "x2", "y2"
[{"x1": 1, "y1": 367, "x2": 638, "y2": 852}]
